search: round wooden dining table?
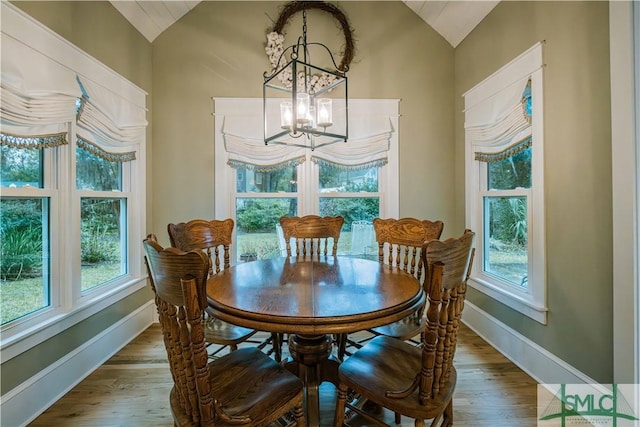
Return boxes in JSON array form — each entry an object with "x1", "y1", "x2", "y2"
[{"x1": 206, "y1": 255, "x2": 424, "y2": 427}]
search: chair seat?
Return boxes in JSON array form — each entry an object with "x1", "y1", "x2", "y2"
[
  {"x1": 203, "y1": 312, "x2": 257, "y2": 345},
  {"x1": 369, "y1": 314, "x2": 424, "y2": 342},
  {"x1": 171, "y1": 347, "x2": 304, "y2": 426},
  {"x1": 338, "y1": 335, "x2": 456, "y2": 421}
]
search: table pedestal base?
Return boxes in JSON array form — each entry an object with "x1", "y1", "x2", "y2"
[{"x1": 286, "y1": 334, "x2": 341, "y2": 427}]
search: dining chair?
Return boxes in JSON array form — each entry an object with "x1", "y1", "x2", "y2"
[
  {"x1": 338, "y1": 217, "x2": 444, "y2": 359},
  {"x1": 143, "y1": 236, "x2": 306, "y2": 427},
  {"x1": 167, "y1": 219, "x2": 260, "y2": 356},
  {"x1": 278, "y1": 214, "x2": 345, "y2": 362},
  {"x1": 333, "y1": 229, "x2": 475, "y2": 427},
  {"x1": 280, "y1": 215, "x2": 345, "y2": 257}
]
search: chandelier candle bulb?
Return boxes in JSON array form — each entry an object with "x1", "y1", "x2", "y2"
[
  {"x1": 280, "y1": 101, "x2": 293, "y2": 129},
  {"x1": 296, "y1": 93, "x2": 311, "y2": 124},
  {"x1": 316, "y1": 98, "x2": 333, "y2": 127}
]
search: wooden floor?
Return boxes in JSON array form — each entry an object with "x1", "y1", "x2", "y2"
[{"x1": 30, "y1": 323, "x2": 539, "y2": 426}]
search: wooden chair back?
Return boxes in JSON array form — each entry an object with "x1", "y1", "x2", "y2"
[
  {"x1": 373, "y1": 217, "x2": 444, "y2": 284},
  {"x1": 167, "y1": 218, "x2": 234, "y2": 276},
  {"x1": 280, "y1": 215, "x2": 344, "y2": 257},
  {"x1": 142, "y1": 235, "x2": 215, "y2": 425},
  {"x1": 418, "y1": 229, "x2": 475, "y2": 402}
]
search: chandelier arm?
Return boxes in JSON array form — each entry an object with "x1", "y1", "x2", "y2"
[{"x1": 303, "y1": 42, "x2": 342, "y2": 73}]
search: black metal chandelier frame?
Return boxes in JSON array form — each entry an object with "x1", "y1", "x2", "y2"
[{"x1": 263, "y1": 3, "x2": 351, "y2": 150}]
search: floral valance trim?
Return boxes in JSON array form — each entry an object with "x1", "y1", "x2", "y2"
[
  {"x1": 227, "y1": 155, "x2": 305, "y2": 172},
  {"x1": 475, "y1": 137, "x2": 532, "y2": 163},
  {"x1": 0, "y1": 132, "x2": 68, "y2": 149},
  {"x1": 311, "y1": 156, "x2": 388, "y2": 171},
  {"x1": 77, "y1": 137, "x2": 136, "y2": 162}
]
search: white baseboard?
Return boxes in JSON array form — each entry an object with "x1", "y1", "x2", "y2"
[
  {"x1": 1, "y1": 302, "x2": 156, "y2": 427},
  {"x1": 462, "y1": 301, "x2": 597, "y2": 385}
]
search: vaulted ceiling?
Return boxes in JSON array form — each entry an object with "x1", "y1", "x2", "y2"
[{"x1": 109, "y1": 1, "x2": 499, "y2": 47}]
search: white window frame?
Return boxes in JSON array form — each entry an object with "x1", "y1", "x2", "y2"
[
  {"x1": 0, "y1": 3, "x2": 147, "y2": 359},
  {"x1": 464, "y1": 43, "x2": 547, "y2": 324},
  {"x1": 214, "y1": 98, "x2": 399, "y2": 263}
]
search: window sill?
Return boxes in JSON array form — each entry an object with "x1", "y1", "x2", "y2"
[
  {"x1": 0, "y1": 276, "x2": 148, "y2": 362},
  {"x1": 468, "y1": 276, "x2": 547, "y2": 324}
]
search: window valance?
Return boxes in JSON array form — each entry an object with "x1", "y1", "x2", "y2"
[
  {"x1": 464, "y1": 76, "x2": 531, "y2": 156},
  {"x1": 1, "y1": 36, "x2": 79, "y2": 136},
  {"x1": 220, "y1": 109, "x2": 394, "y2": 172},
  {"x1": 464, "y1": 42, "x2": 542, "y2": 159},
  {"x1": 76, "y1": 76, "x2": 147, "y2": 154},
  {"x1": 0, "y1": 36, "x2": 148, "y2": 158}
]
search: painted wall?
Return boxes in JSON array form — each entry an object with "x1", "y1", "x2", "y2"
[
  {"x1": 151, "y1": 1, "x2": 457, "y2": 246},
  {"x1": 2, "y1": 1, "x2": 155, "y2": 394},
  {"x1": 454, "y1": 1, "x2": 612, "y2": 382}
]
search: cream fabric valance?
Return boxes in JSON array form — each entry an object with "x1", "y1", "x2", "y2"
[
  {"x1": 1, "y1": 35, "x2": 147, "y2": 157},
  {"x1": 464, "y1": 42, "x2": 542, "y2": 162},
  {"x1": 0, "y1": 36, "x2": 79, "y2": 136},
  {"x1": 76, "y1": 76, "x2": 147, "y2": 154},
  {"x1": 220, "y1": 108, "x2": 394, "y2": 172},
  {"x1": 465, "y1": 76, "x2": 531, "y2": 156}
]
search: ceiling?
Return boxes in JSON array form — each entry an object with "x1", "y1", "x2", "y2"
[{"x1": 110, "y1": 1, "x2": 499, "y2": 47}]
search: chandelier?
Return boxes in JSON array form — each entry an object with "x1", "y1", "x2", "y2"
[{"x1": 263, "y1": 1, "x2": 353, "y2": 150}]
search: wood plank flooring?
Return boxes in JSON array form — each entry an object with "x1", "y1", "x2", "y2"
[{"x1": 30, "y1": 323, "x2": 539, "y2": 426}]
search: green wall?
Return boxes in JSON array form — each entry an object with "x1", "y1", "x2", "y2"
[
  {"x1": 150, "y1": 1, "x2": 457, "y2": 246},
  {"x1": 454, "y1": 1, "x2": 612, "y2": 382},
  {"x1": 2, "y1": 1, "x2": 155, "y2": 395}
]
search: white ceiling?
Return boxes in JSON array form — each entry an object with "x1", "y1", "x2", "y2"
[{"x1": 110, "y1": 1, "x2": 499, "y2": 47}]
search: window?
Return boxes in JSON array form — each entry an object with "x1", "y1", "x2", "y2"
[
  {"x1": 1, "y1": 144, "x2": 51, "y2": 323},
  {"x1": 464, "y1": 43, "x2": 546, "y2": 323},
  {"x1": 214, "y1": 98, "x2": 399, "y2": 263},
  {"x1": 76, "y1": 141, "x2": 129, "y2": 291},
  {"x1": 0, "y1": 13, "x2": 147, "y2": 347}
]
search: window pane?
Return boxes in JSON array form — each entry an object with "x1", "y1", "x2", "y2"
[
  {"x1": 319, "y1": 166, "x2": 378, "y2": 192},
  {"x1": 81, "y1": 198, "x2": 126, "y2": 291},
  {"x1": 1, "y1": 197, "x2": 50, "y2": 324},
  {"x1": 487, "y1": 146, "x2": 531, "y2": 190},
  {"x1": 76, "y1": 147, "x2": 122, "y2": 191},
  {"x1": 236, "y1": 167, "x2": 297, "y2": 193},
  {"x1": 236, "y1": 198, "x2": 297, "y2": 261},
  {"x1": 1, "y1": 145, "x2": 44, "y2": 188},
  {"x1": 319, "y1": 197, "x2": 379, "y2": 258},
  {"x1": 484, "y1": 196, "x2": 528, "y2": 287}
]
